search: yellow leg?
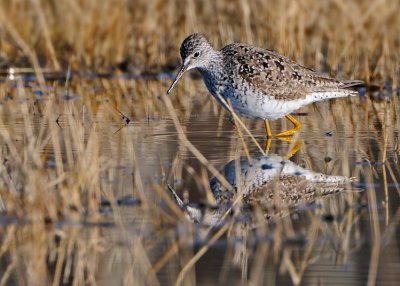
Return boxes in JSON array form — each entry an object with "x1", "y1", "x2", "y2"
[
  {"x1": 264, "y1": 119, "x2": 272, "y2": 154},
  {"x1": 278, "y1": 137, "x2": 302, "y2": 159},
  {"x1": 264, "y1": 119, "x2": 272, "y2": 138},
  {"x1": 265, "y1": 138, "x2": 272, "y2": 155},
  {"x1": 276, "y1": 115, "x2": 302, "y2": 137}
]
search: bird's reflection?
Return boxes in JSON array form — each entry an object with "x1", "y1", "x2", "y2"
[
  {"x1": 166, "y1": 153, "x2": 359, "y2": 285},
  {"x1": 169, "y1": 153, "x2": 354, "y2": 225}
]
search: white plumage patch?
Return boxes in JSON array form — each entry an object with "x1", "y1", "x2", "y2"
[{"x1": 310, "y1": 91, "x2": 356, "y2": 101}]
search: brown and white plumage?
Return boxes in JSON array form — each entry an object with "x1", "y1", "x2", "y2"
[
  {"x1": 221, "y1": 43, "x2": 363, "y2": 101},
  {"x1": 167, "y1": 33, "x2": 363, "y2": 133}
]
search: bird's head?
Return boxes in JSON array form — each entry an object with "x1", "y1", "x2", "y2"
[{"x1": 167, "y1": 33, "x2": 215, "y2": 94}]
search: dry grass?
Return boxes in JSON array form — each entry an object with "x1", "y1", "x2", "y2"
[
  {"x1": 0, "y1": 1, "x2": 398, "y2": 285},
  {"x1": 0, "y1": 0, "x2": 399, "y2": 86},
  {"x1": 0, "y1": 74, "x2": 396, "y2": 284}
]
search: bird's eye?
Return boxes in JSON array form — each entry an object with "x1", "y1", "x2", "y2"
[{"x1": 193, "y1": 52, "x2": 200, "y2": 58}]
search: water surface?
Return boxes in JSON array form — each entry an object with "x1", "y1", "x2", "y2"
[{"x1": 0, "y1": 74, "x2": 399, "y2": 285}]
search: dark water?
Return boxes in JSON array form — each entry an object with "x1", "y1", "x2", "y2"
[
  {"x1": 150, "y1": 110, "x2": 400, "y2": 286},
  {"x1": 102, "y1": 94, "x2": 399, "y2": 285},
  {"x1": 0, "y1": 74, "x2": 399, "y2": 285}
]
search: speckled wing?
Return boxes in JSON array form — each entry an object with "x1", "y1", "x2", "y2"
[
  {"x1": 245, "y1": 175, "x2": 344, "y2": 206},
  {"x1": 221, "y1": 44, "x2": 362, "y2": 100}
]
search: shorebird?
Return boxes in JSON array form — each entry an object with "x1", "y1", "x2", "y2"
[{"x1": 167, "y1": 33, "x2": 363, "y2": 137}]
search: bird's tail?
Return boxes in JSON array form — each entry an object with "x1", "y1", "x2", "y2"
[
  {"x1": 341, "y1": 80, "x2": 364, "y2": 89},
  {"x1": 310, "y1": 79, "x2": 364, "y2": 101}
]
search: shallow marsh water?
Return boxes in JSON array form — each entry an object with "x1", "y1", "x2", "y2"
[{"x1": 0, "y1": 73, "x2": 399, "y2": 285}]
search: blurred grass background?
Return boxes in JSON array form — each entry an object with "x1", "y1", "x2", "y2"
[{"x1": 0, "y1": 0, "x2": 399, "y2": 85}]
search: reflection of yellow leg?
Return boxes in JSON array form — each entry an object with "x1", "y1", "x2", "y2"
[
  {"x1": 264, "y1": 119, "x2": 272, "y2": 138},
  {"x1": 276, "y1": 115, "x2": 302, "y2": 137},
  {"x1": 264, "y1": 119, "x2": 272, "y2": 154},
  {"x1": 279, "y1": 137, "x2": 302, "y2": 159},
  {"x1": 265, "y1": 138, "x2": 272, "y2": 155}
]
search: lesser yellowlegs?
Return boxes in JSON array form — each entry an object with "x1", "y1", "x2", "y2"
[{"x1": 167, "y1": 33, "x2": 363, "y2": 137}]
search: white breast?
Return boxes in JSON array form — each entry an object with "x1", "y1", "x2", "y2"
[{"x1": 222, "y1": 89, "x2": 314, "y2": 120}]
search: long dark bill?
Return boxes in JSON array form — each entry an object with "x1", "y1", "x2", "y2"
[{"x1": 166, "y1": 63, "x2": 188, "y2": 94}]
